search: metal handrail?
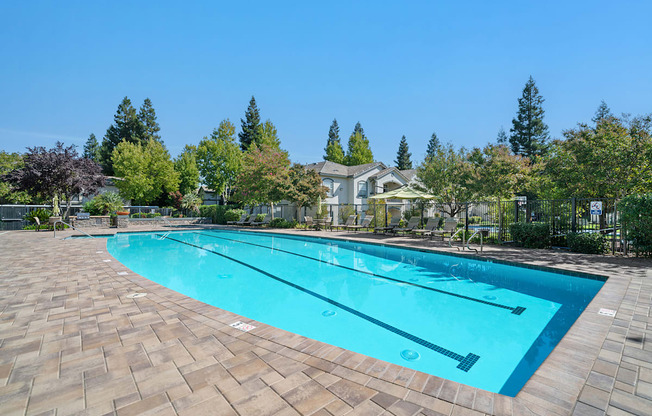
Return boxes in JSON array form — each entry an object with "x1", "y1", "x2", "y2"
[
  {"x1": 53, "y1": 220, "x2": 95, "y2": 239},
  {"x1": 449, "y1": 228, "x2": 465, "y2": 250},
  {"x1": 466, "y1": 230, "x2": 484, "y2": 253}
]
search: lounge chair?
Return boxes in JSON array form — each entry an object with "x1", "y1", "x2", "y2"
[
  {"x1": 237, "y1": 214, "x2": 257, "y2": 226},
  {"x1": 347, "y1": 215, "x2": 374, "y2": 232},
  {"x1": 331, "y1": 214, "x2": 357, "y2": 231},
  {"x1": 227, "y1": 213, "x2": 247, "y2": 225},
  {"x1": 252, "y1": 214, "x2": 271, "y2": 227},
  {"x1": 411, "y1": 217, "x2": 440, "y2": 238},
  {"x1": 432, "y1": 218, "x2": 459, "y2": 240},
  {"x1": 373, "y1": 215, "x2": 401, "y2": 234},
  {"x1": 392, "y1": 216, "x2": 421, "y2": 235}
]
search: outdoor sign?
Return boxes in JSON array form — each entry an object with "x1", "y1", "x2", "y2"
[
  {"x1": 515, "y1": 196, "x2": 527, "y2": 206},
  {"x1": 230, "y1": 321, "x2": 256, "y2": 332},
  {"x1": 77, "y1": 212, "x2": 90, "y2": 220},
  {"x1": 590, "y1": 201, "x2": 603, "y2": 215}
]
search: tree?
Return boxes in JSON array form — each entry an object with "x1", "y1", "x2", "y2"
[
  {"x1": 2, "y1": 142, "x2": 104, "y2": 218},
  {"x1": 174, "y1": 145, "x2": 200, "y2": 195},
  {"x1": 197, "y1": 119, "x2": 242, "y2": 202},
  {"x1": 425, "y1": 132, "x2": 440, "y2": 160},
  {"x1": 0, "y1": 151, "x2": 31, "y2": 204},
  {"x1": 234, "y1": 144, "x2": 290, "y2": 217},
  {"x1": 464, "y1": 144, "x2": 530, "y2": 200},
  {"x1": 286, "y1": 163, "x2": 327, "y2": 221},
  {"x1": 509, "y1": 76, "x2": 549, "y2": 160},
  {"x1": 239, "y1": 96, "x2": 263, "y2": 151},
  {"x1": 324, "y1": 119, "x2": 345, "y2": 164},
  {"x1": 112, "y1": 139, "x2": 179, "y2": 205},
  {"x1": 83, "y1": 133, "x2": 101, "y2": 162},
  {"x1": 99, "y1": 97, "x2": 143, "y2": 175},
  {"x1": 260, "y1": 119, "x2": 282, "y2": 149},
  {"x1": 496, "y1": 127, "x2": 508, "y2": 144},
  {"x1": 592, "y1": 100, "x2": 613, "y2": 124},
  {"x1": 394, "y1": 135, "x2": 412, "y2": 169},
  {"x1": 344, "y1": 123, "x2": 373, "y2": 166},
  {"x1": 544, "y1": 115, "x2": 652, "y2": 198},
  {"x1": 416, "y1": 143, "x2": 474, "y2": 217},
  {"x1": 181, "y1": 190, "x2": 202, "y2": 213},
  {"x1": 138, "y1": 98, "x2": 162, "y2": 142}
]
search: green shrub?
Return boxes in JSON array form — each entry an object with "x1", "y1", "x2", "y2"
[
  {"x1": 510, "y1": 222, "x2": 551, "y2": 249},
  {"x1": 85, "y1": 192, "x2": 124, "y2": 215},
  {"x1": 468, "y1": 216, "x2": 482, "y2": 224},
  {"x1": 567, "y1": 232, "x2": 608, "y2": 254},
  {"x1": 620, "y1": 194, "x2": 652, "y2": 256},
  {"x1": 24, "y1": 208, "x2": 52, "y2": 224},
  {"x1": 224, "y1": 208, "x2": 246, "y2": 223},
  {"x1": 198, "y1": 205, "x2": 239, "y2": 224},
  {"x1": 255, "y1": 214, "x2": 266, "y2": 222},
  {"x1": 269, "y1": 218, "x2": 298, "y2": 228}
]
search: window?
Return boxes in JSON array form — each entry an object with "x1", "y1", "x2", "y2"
[
  {"x1": 323, "y1": 178, "x2": 334, "y2": 197},
  {"x1": 357, "y1": 181, "x2": 368, "y2": 197}
]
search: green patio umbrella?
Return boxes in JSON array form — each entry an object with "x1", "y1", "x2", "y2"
[
  {"x1": 368, "y1": 185, "x2": 436, "y2": 200},
  {"x1": 368, "y1": 186, "x2": 436, "y2": 227}
]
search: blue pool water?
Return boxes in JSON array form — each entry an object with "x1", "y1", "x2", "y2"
[{"x1": 107, "y1": 229, "x2": 605, "y2": 395}]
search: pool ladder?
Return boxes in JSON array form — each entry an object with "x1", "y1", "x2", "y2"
[{"x1": 448, "y1": 228, "x2": 484, "y2": 253}]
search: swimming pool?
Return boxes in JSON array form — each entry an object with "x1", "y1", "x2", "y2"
[{"x1": 107, "y1": 229, "x2": 605, "y2": 396}]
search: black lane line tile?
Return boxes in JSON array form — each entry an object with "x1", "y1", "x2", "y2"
[
  {"x1": 196, "y1": 231, "x2": 526, "y2": 315},
  {"x1": 158, "y1": 233, "x2": 480, "y2": 372}
]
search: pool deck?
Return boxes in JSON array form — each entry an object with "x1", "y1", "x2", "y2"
[{"x1": 0, "y1": 225, "x2": 650, "y2": 416}]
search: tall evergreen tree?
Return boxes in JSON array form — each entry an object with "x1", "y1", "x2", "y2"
[
  {"x1": 324, "y1": 119, "x2": 344, "y2": 163},
  {"x1": 83, "y1": 133, "x2": 100, "y2": 161},
  {"x1": 496, "y1": 127, "x2": 508, "y2": 144},
  {"x1": 394, "y1": 136, "x2": 412, "y2": 170},
  {"x1": 99, "y1": 97, "x2": 143, "y2": 175},
  {"x1": 509, "y1": 76, "x2": 549, "y2": 160},
  {"x1": 592, "y1": 100, "x2": 613, "y2": 124},
  {"x1": 425, "y1": 132, "x2": 440, "y2": 160},
  {"x1": 239, "y1": 96, "x2": 263, "y2": 151},
  {"x1": 344, "y1": 126, "x2": 373, "y2": 166},
  {"x1": 138, "y1": 98, "x2": 162, "y2": 142},
  {"x1": 353, "y1": 121, "x2": 366, "y2": 138}
]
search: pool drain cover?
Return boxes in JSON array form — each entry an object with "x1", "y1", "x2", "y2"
[
  {"x1": 401, "y1": 349, "x2": 420, "y2": 361},
  {"x1": 126, "y1": 293, "x2": 147, "y2": 299},
  {"x1": 483, "y1": 295, "x2": 497, "y2": 300},
  {"x1": 322, "y1": 310, "x2": 337, "y2": 317}
]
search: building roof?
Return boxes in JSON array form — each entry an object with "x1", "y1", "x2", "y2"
[
  {"x1": 305, "y1": 161, "x2": 386, "y2": 178},
  {"x1": 400, "y1": 169, "x2": 417, "y2": 181}
]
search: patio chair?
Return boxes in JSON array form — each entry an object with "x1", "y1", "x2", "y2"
[
  {"x1": 432, "y1": 218, "x2": 459, "y2": 240},
  {"x1": 411, "y1": 217, "x2": 440, "y2": 238},
  {"x1": 331, "y1": 214, "x2": 357, "y2": 231},
  {"x1": 391, "y1": 216, "x2": 421, "y2": 235},
  {"x1": 347, "y1": 215, "x2": 374, "y2": 232},
  {"x1": 320, "y1": 216, "x2": 332, "y2": 231},
  {"x1": 252, "y1": 214, "x2": 272, "y2": 227},
  {"x1": 227, "y1": 213, "x2": 247, "y2": 225},
  {"x1": 304, "y1": 216, "x2": 315, "y2": 229},
  {"x1": 373, "y1": 215, "x2": 401, "y2": 234},
  {"x1": 237, "y1": 214, "x2": 257, "y2": 226}
]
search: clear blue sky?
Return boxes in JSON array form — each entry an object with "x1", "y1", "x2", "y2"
[{"x1": 1, "y1": 1, "x2": 650, "y2": 165}]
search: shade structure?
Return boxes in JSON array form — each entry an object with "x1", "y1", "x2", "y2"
[{"x1": 368, "y1": 185, "x2": 436, "y2": 200}]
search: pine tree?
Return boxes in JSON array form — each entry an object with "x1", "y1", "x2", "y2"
[
  {"x1": 425, "y1": 132, "x2": 440, "y2": 160},
  {"x1": 324, "y1": 119, "x2": 344, "y2": 163},
  {"x1": 394, "y1": 136, "x2": 412, "y2": 170},
  {"x1": 99, "y1": 97, "x2": 143, "y2": 175},
  {"x1": 592, "y1": 100, "x2": 613, "y2": 124},
  {"x1": 239, "y1": 96, "x2": 263, "y2": 151},
  {"x1": 344, "y1": 124, "x2": 373, "y2": 166},
  {"x1": 496, "y1": 127, "x2": 508, "y2": 144},
  {"x1": 83, "y1": 133, "x2": 100, "y2": 161},
  {"x1": 509, "y1": 76, "x2": 549, "y2": 160},
  {"x1": 138, "y1": 98, "x2": 162, "y2": 142}
]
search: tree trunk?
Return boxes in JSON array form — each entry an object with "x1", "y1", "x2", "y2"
[
  {"x1": 270, "y1": 202, "x2": 275, "y2": 219},
  {"x1": 296, "y1": 204, "x2": 303, "y2": 222}
]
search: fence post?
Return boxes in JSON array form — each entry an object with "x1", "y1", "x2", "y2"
[
  {"x1": 571, "y1": 197, "x2": 577, "y2": 233},
  {"x1": 498, "y1": 201, "x2": 503, "y2": 243},
  {"x1": 385, "y1": 203, "x2": 388, "y2": 227},
  {"x1": 514, "y1": 200, "x2": 519, "y2": 223},
  {"x1": 465, "y1": 202, "x2": 469, "y2": 233},
  {"x1": 612, "y1": 199, "x2": 617, "y2": 255}
]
